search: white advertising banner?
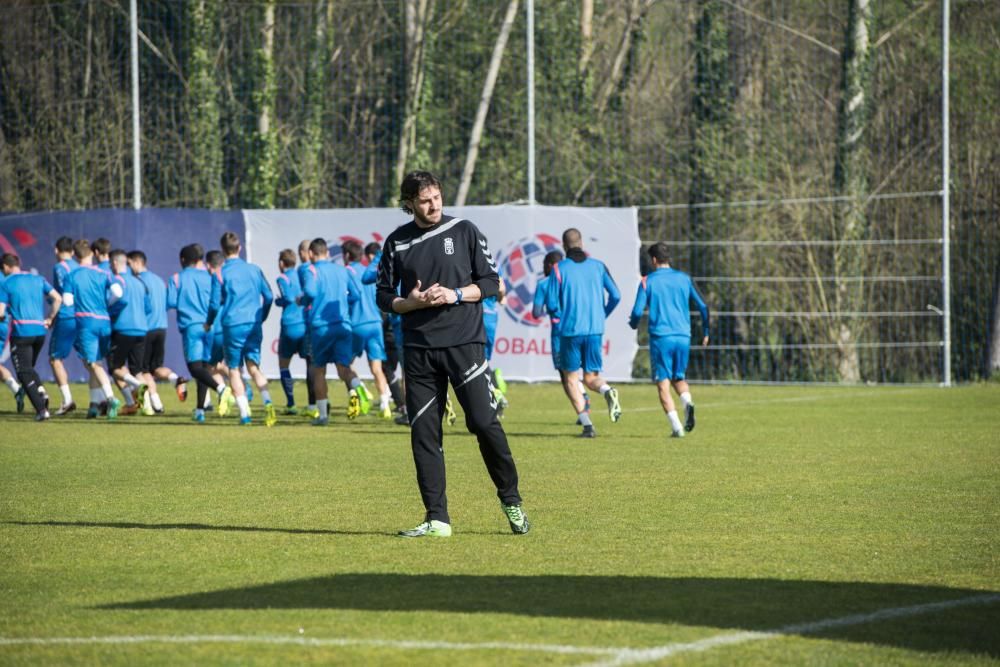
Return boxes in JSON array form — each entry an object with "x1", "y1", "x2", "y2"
[{"x1": 244, "y1": 205, "x2": 640, "y2": 382}]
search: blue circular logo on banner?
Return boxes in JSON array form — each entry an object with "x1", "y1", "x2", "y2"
[{"x1": 495, "y1": 233, "x2": 562, "y2": 327}]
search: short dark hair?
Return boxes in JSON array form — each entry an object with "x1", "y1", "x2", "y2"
[
  {"x1": 91, "y1": 237, "x2": 112, "y2": 257},
  {"x1": 55, "y1": 236, "x2": 74, "y2": 253},
  {"x1": 341, "y1": 240, "x2": 363, "y2": 263},
  {"x1": 1, "y1": 253, "x2": 19, "y2": 268},
  {"x1": 364, "y1": 242, "x2": 381, "y2": 257},
  {"x1": 648, "y1": 242, "x2": 671, "y2": 264},
  {"x1": 542, "y1": 250, "x2": 564, "y2": 277},
  {"x1": 127, "y1": 250, "x2": 147, "y2": 265},
  {"x1": 399, "y1": 170, "x2": 442, "y2": 214},
  {"x1": 279, "y1": 248, "x2": 297, "y2": 268},
  {"x1": 206, "y1": 250, "x2": 224, "y2": 269},
  {"x1": 562, "y1": 228, "x2": 582, "y2": 250},
  {"x1": 109, "y1": 249, "x2": 128, "y2": 267},
  {"x1": 309, "y1": 237, "x2": 328, "y2": 255},
  {"x1": 73, "y1": 239, "x2": 92, "y2": 260},
  {"x1": 220, "y1": 231, "x2": 241, "y2": 256},
  {"x1": 180, "y1": 244, "x2": 203, "y2": 268}
]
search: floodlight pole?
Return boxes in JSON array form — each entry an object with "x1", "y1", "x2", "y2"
[
  {"x1": 526, "y1": 0, "x2": 536, "y2": 204},
  {"x1": 129, "y1": 0, "x2": 142, "y2": 210},
  {"x1": 941, "y1": 0, "x2": 951, "y2": 386}
]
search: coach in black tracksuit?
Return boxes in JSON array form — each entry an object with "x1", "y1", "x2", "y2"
[{"x1": 376, "y1": 171, "x2": 529, "y2": 537}]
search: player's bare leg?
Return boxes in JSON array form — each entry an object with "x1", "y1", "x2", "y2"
[
  {"x1": 671, "y1": 379, "x2": 695, "y2": 432},
  {"x1": 657, "y1": 379, "x2": 684, "y2": 437},
  {"x1": 582, "y1": 371, "x2": 621, "y2": 423},
  {"x1": 369, "y1": 359, "x2": 393, "y2": 418},
  {"x1": 311, "y1": 364, "x2": 331, "y2": 425},
  {"x1": 561, "y1": 370, "x2": 595, "y2": 437}
]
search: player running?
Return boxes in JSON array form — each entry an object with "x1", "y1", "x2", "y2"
[
  {"x1": 108, "y1": 249, "x2": 152, "y2": 415},
  {"x1": 0, "y1": 253, "x2": 62, "y2": 421},
  {"x1": 544, "y1": 227, "x2": 622, "y2": 438},
  {"x1": 275, "y1": 249, "x2": 309, "y2": 415},
  {"x1": 343, "y1": 240, "x2": 388, "y2": 418},
  {"x1": 206, "y1": 232, "x2": 276, "y2": 426},
  {"x1": 49, "y1": 236, "x2": 79, "y2": 414},
  {"x1": 62, "y1": 239, "x2": 125, "y2": 419},
  {"x1": 299, "y1": 237, "x2": 362, "y2": 426},
  {"x1": 629, "y1": 242, "x2": 710, "y2": 438}
]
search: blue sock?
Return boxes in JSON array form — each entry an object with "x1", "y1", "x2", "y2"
[{"x1": 280, "y1": 368, "x2": 295, "y2": 407}]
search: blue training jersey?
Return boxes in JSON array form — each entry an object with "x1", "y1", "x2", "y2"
[
  {"x1": 136, "y1": 270, "x2": 168, "y2": 330},
  {"x1": 275, "y1": 267, "x2": 306, "y2": 329},
  {"x1": 0, "y1": 271, "x2": 56, "y2": 337},
  {"x1": 531, "y1": 275, "x2": 561, "y2": 334},
  {"x1": 110, "y1": 272, "x2": 150, "y2": 336},
  {"x1": 629, "y1": 267, "x2": 710, "y2": 338},
  {"x1": 346, "y1": 261, "x2": 379, "y2": 326},
  {"x1": 64, "y1": 264, "x2": 117, "y2": 321},
  {"x1": 53, "y1": 258, "x2": 79, "y2": 321},
  {"x1": 544, "y1": 255, "x2": 620, "y2": 337},
  {"x1": 208, "y1": 257, "x2": 273, "y2": 328},
  {"x1": 167, "y1": 267, "x2": 214, "y2": 330},
  {"x1": 301, "y1": 259, "x2": 359, "y2": 328}
]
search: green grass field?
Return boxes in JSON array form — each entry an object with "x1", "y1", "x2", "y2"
[{"x1": 1, "y1": 381, "x2": 998, "y2": 665}]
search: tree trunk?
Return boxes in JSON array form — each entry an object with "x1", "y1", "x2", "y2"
[
  {"x1": 454, "y1": 0, "x2": 519, "y2": 207},
  {"x1": 298, "y1": 0, "x2": 330, "y2": 208},
  {"x1": 578, "y1": 0, "x2": 595, "y2": 100},
  {"x1": 244, "y1": 0, "x2": 280, "y2": 208},
  {"x1": 988, "y1": 261, "x2": 1000, "y2": 378},
  {"x1": 832, "y1": 0, "x2": 875, "y2": 382},
  {"x1": 186, "y1": 0, "x2": 227, "y2": 208},
  {"x1": 596, "y1": 0, "x2": 652, "y2": 118},
  {"x1": 393, "y1": 0, "x2": 432, "y2": 188}
]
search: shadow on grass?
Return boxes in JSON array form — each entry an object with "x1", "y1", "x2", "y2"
[
  {"x1": 99, "y1": 574, "x2": 999, "y2": 658},
  {"x1": 5, "y1": 520, "x2": 380, "y2": 536}
]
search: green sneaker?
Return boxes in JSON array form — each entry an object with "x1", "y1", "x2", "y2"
[
  {"x1": 493, "y1": 368, "x2": 508, "y2": 394},
  {"x1": 217, "y1": 386, "x2": 233, "y2": 418},
  {"x1": 284, "y1": 406, "x2": 299, "y2": 416},
  {"x1": 605, "y1": 387, "x2": 622, "y2": 423},
  {"x1": 264, "y1": 402, "x2": 278, "y2": 427},
  {"x1": 356, "y1": 383, "x2": 371, "y2": 415},
  {"x1": 501, "y1": 503, "x2": 530, "y2": 535},
  {"x1": 106, "y1": 397, "x2": 122, "y2": 420},
  {"x1": 346, "y1": 393, "x2": 361, "y2": 420},
  {"x1": 398, "y1": 519, "x2": 452, "y2": 538}
]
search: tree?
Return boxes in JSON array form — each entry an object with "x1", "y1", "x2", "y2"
[
  {"x1": 832, "y1": 0, "x2": 875, "y2": 382},
  {"x1": 394, "y1": 0, "x2": 434, "y2": 189},
  {"x1": 185, "y1": 0, "x2": 227, "y2": 208}
]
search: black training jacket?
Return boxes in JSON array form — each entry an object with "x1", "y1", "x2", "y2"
[{"x1": 376, "y1": 214, "x2": 501, "y2": 349}]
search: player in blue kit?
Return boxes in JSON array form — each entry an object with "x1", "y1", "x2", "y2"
[
  {"x1": 92, "y1": 238, "x2": 113, "y2": 274},
  {"x1": 60, "y1": 239, "x2": 125, "y2": 419},
  {"x1": 49, "y1": 236, "x2": 79, "y2": 414},
  {"x1": 108, "y1": 249, "x2": 152, "y2": 415},
  {"x1": 129, "y1": 250, "x2": 187, "y2": 414},
  {"x1": 0, "y1": 254, "x2": 62, "y2": 420},
  {"x1": 532, "y1": 249, "x2": 591, "y2": 423},
  {"x1": 206, "y1": 232, "x2": 276, "y2": 426},
  {"x1": 295, "y1": 239, "x2": 319, "y2": 417},
  {"x1": 300, "y1": 237, "x2": 363, "y2": 426},
  {"x1": 629, "y1": 242, "x2": 710, "y2": 438},
  {"x1": 361, "y1": 243, "x2": 409, "y2": 424},
  {"x1": 167, "y1": 244, "x2": 230, "y2": 422},
  {"x1": 343, "y1": 240, "x2": 388, "y2": 418},
  {"x1": 544, "y1": 227, "x2": 622, "y2": 438},
  {"x1": 275, "y1": 248, "x2": 309, "y2": 414},
  {"x1": 0, "y1": 268, "x2": 25, "y2": 412}
]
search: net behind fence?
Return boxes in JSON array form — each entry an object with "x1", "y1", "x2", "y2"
[{"x1": 1, "y1": 0, "x2": 997, "y2": 383}]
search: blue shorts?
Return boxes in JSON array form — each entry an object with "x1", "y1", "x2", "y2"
[
  {"x1": 483, "y1": 314, "x2": 498, "y2": 361},
  {"x1": 311, "y1": 322, "x2": 353, "y2": 367},
  {"x1": 650, "y1": 335, "x2": 690, "y2": 382},
  {"x1": 49, "y1": 317, "x2": 77, "y2": 360},
  {"x1": 279, "y1": 323, "x2": 309, "y2": 360},
  {"x1": 75, "y1": 317, "x2": 112, "y2": 364},
  {"x1": 351, "y1": 321, "x2": 386, "y2": 362},
  {"x1": 224, "y1": 322, "x2": 263, "y2": 369},
  {"x1": 182, "y1": 324, "x2": 213, "y2": 363},
  {"x1": 558, "y1": 334, "x2": 603, "y2": 373},
  {"x1": 209, "y1": 330, "x2": 225, "y2": 365}
]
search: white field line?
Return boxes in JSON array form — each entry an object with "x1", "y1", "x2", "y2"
[
  {"x1": 579, "y1": 593, "x2": 1000, "y2": 667},
  {"x1": 1, "y1": 593, "x2": 996, "y2": 663},
  {"x1": 624, "y1": 388, "x2": 921, "y2": 413},
  {"x1": 0, "y1": 634, "x2": 619, "y2": 657}
]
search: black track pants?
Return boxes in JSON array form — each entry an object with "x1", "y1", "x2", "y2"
[
  {"x1": 404, "y1": 342, "x2": 521, "y2": 524},
  {"x1": 10, "y1": 336, "x2": 46, "y2": 415}
]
